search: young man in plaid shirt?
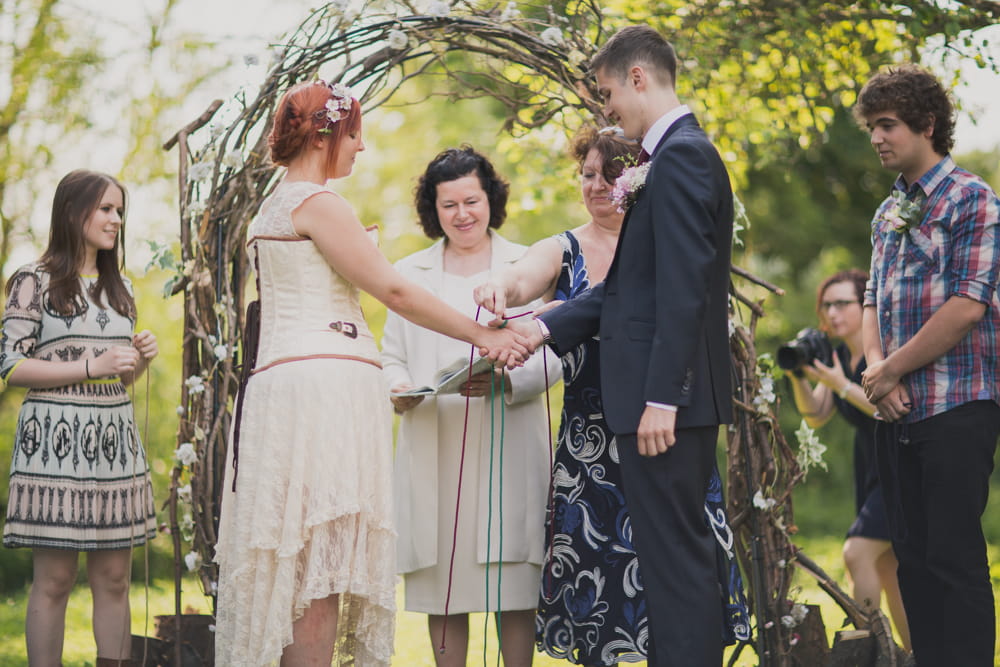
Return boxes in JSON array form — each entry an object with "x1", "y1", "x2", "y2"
[{"x1": 855, "y1": 64, "x2": 1000, "y2": 665}]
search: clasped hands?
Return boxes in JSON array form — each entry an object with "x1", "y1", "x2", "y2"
[
  {"x1": 472, "y1": 281, "x2": 552, "y2": 359},
  {"x1": 391, "y1": 284, "x2": 547, "y2": 411},
  {"x1": 860, "y1": 356, "x2": 912, "y2": 422},
  {"x1": 472, "y1": 281, "x2": 673, "y2": 457}
]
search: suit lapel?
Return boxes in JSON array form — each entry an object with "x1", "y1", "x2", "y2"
[
  {"x1": 652, "y1": 113, "x2": 699, "y2": 157},
  {"x1": 606, "y1": 115, "x2": 700, "y2": 282},
  {"x1": 606, "y1": 169, "x2": 650, "y2": 284}
]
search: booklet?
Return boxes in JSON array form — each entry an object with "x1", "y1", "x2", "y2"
[{"x1": 392, "y1": 354, "x2": 495, "y2": 396}]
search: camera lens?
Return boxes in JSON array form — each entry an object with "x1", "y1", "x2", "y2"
[{"x1": 776, "y1": 343, "x2": 807, "y2": 370}]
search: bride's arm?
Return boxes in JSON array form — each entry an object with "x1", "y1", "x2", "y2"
[
  {"x1": 473, "y1": 237, "x2": 563, "y2": 318},
  {"x1": 292, "y1": 191, "x2": 527, "y2": 364}
]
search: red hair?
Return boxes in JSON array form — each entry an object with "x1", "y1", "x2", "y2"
[{"x1": 268, "y1": 80, "x2": 362, "y2": 177}]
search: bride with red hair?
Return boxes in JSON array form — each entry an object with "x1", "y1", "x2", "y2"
[{"x1": 213, "y1": 80, "x2": 528, "y2": 666}]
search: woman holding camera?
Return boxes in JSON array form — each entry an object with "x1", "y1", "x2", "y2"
[{"x1": 789, "y1": 268, "x2": 909, "y2": 651}]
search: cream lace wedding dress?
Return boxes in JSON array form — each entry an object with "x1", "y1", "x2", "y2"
[{"x1": 214, "y1": 181, "x2": 395, "y2": 666}]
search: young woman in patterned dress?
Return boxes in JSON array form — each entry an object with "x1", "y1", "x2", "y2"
[{"x1": 1, "y1": 170, "x2": 159, "y2": 667}]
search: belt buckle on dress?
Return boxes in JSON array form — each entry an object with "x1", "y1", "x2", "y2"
[{"x1": 329, "y1": 320, "x2": 358, "y2": 339}]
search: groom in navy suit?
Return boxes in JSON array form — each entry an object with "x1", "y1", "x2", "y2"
[{"x1": 517, "y1": 26, "x2": 734, "y2": 666}]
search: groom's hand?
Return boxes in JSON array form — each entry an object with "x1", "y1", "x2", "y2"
[
  {"x1": 487, "y1": 316, "x2": 543, "y2": 353},
  {"x1": 637, "y1": 406, "x2": 676, "y2": 456},
  {"x1": 532, "y1": 299, "x2": 564, "y2": 317},
  {"x1": 477, "y1": 326, "x2": 529, "y2": 369}
]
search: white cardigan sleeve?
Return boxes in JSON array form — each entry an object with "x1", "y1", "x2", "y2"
[{"x1": 381, "y1": 307, "x2": 413, "y2": 391}]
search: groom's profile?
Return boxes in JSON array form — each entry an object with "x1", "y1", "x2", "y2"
[{"x1": 527, "y1": 24, "x2": 735, "y2": 667}]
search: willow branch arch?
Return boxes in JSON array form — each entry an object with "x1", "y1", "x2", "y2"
[{"x1": 162, "y1": 4, "x2": 895, "y2": 664}]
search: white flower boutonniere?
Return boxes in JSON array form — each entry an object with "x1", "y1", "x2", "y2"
[
  {"x1": 611, "y1": 162, "x2": 651, "y2": 214},
  {"x1": 881, "y1": 189, "x2": 926, "y2": 234}
]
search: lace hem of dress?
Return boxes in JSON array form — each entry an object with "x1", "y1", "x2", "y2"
[{"x1": 215, "y1": 512, "x2": 395, "y2": 666}]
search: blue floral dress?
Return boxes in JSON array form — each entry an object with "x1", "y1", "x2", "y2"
[{"x1": 535, "y1": 231, "x2": 750, "y2": 665}]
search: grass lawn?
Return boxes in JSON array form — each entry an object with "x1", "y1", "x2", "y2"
[{"x1": 2, "y1": 536, "x2": 998, "y2": 665}]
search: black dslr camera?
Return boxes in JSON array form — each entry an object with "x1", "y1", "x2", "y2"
[{"x1": 776, "y1": 327, "x2": 833, "y2": 371}]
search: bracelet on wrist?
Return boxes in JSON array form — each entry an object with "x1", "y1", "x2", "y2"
[{"x1": 838, "y1": 381, "x2": 852, "y2": 399}]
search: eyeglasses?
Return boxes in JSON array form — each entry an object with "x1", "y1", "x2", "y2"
[{"x1": 821, "y1": 299, "x2": 859, "y2": 311}]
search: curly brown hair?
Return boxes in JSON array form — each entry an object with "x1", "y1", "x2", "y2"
[
  {"x1": 853, "y1": 64, "x2": 955, "y2": 156},
  {"x1": 570, "y1": 125, "x2": 641, "y2": 184},
  {"x1": 413, "y1": 146, "x2": 508, "y2": 239}
]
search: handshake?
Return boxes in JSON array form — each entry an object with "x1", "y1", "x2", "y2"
[{"x1": 471, "y1": 280, "x2": 562, "y2": 370}]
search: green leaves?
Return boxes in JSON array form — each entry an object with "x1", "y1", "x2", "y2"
[{"x1": 145, "y1": 240, "x2": 183, "y2": 298}]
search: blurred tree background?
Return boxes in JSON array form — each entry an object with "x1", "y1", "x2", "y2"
[{"x1": 1, "y1": 0, "x2": 999, "y2": 630}]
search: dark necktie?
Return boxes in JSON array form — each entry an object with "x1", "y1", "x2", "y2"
[{"x1": 637, "y1": 148, "x2": 650, "y2": 165}]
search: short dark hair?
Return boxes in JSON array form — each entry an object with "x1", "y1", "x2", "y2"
[
  {"x1": 816, "y1": 268, "x2": 867, "y2": 331},
  {"x1": 853, "y1": 64, "x2": 955, "y2": 156},
  {"x1": 414, "y1": 146, "x2": 509, "y2": 239},
  {"x1": 571, "y1": 125, "x2": 641, "y2": 183},
  {"x1": 591, "y1": 25, "x2": 677, "y2": 88}
]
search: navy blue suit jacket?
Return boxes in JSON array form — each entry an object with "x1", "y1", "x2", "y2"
[{"x1": 540, "y1": 114, "x2": 733, "y2": 434}]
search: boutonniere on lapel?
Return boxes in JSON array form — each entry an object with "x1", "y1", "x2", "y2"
[
  {"x1": 880, "y1": 189, "x2": 926, "y2": 234},
  {"x1": 610, "y1": 161, "x2": 651, "y2": 214}
]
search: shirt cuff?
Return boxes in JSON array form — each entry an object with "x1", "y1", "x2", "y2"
[
  {"x1": 863, "y1": 278, "x2": 877, "y2": 307},
  {"x1": 954, "y1": 279, "x2": 993, "y2": 305},
  {"x1": 536, "y1": 319, "x2": 553, "y2": 344},
  {"x1": 646, "y1": 401, "x2": 677, "y2": 412}
]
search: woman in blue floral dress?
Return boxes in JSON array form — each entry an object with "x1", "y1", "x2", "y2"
[{"x1": 474, "y1": 127, "x2": 749, "y2": 664}]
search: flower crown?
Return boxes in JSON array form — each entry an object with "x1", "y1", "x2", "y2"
[{"x1": 313, "y1": 79, "x2": 353, "y2": 134}]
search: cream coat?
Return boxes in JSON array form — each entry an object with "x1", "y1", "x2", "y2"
[{"x1": 383, "y1": 232, "x2": 560, "y2": 574}]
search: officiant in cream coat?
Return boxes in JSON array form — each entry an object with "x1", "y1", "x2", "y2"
[
  {"x1": 381, "y1": 145, "x2": 559, "y2": 666},
  {"x1": 383, "y1": 230, "x2": 559, "y2": 596}
]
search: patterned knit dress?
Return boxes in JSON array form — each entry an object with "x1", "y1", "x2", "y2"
[{"x1": 2, "y1": 266, "x2": 156, "y2": 551}]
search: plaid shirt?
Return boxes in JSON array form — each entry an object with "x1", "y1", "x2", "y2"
[{"x1": 864, "y1": 155, "x2": 1000, "y2": 423}]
